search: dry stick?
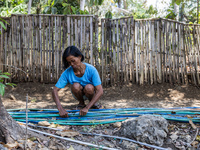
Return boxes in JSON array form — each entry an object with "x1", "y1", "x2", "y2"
[
  {"x1": 24, "y1": 94, "x2": 28, "y2": 150},
  {"x1": 186, "y1": 120, "x2": 199, "y2": 149}
]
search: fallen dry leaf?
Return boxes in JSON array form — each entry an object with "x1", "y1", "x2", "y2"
[
  {"x1": 38, "y1": 121, "x2": 51, "y2": 126},
  {"x1": 4, "y1": 141, "x2": 19, "y2": 149},
  {"x1": 67, "y1": 145, "x2": 75, "y2": 150},
  {"x1": 48, "y1": 123, "x2": 57, "y2": 128},
  {"x1": 170, "y1": 131, "x2": 178, "y2": 141},
  {"x1": 189, "y1": 120, "x2": 197, "y2": 129},
  {"x1": 186, "y1": 115, "x2": 193, "y2": 118},
  {"x1": 196, "y1": 135, "x2": 200, "y2": 141},
  {"x1": 56, "y1": 124, "x2": 67, "y2": 130},
  {"x1": 191, "y1": 141, "x2": 199, "y2": 148},
  {"x1": 56, "y1": 130, "x2": 80, "y2": 137}
]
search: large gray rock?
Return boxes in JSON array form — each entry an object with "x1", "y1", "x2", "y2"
[
  {"x1": 0, "y1": 144, "x2": 8, "y2": 150},
  {"x1": 116, "y1": 115, "x2": 168, "y2": 146}
]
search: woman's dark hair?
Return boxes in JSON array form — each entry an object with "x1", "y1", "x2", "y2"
[{"x1": 62, "y1": 46, "x2": 84, "y2": 69}]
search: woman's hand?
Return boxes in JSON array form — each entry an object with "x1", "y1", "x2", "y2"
[
  {"x1": 58, "y1": 107, "x2": 69, "y2": 118},
  {"x1": 79, "y1": 107, "x2": 89, "y2": 116}
]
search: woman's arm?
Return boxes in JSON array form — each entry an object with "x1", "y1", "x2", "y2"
[
  {"x1": 80, "y1": 85, "x2": 103, "y2": 116},
  {"x1": 52, "y1": 86, "x2": 69, "y2": 117}
]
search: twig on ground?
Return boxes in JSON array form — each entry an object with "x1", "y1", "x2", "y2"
[{"x1": 24, "y1": 94, "x2": 28, "y2": 150}]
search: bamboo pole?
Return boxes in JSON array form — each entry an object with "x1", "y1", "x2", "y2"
[
  {"x1": 157, "y1": 20, "x2": 162, "y2": 83},
  {"x1": 135, "y1": 22, "x2": 139, "y2": 84},
  {"x1": 116, "y1": 19, "x2": 120, "y2": 85},
  {"x1": 101, "y1": 19, "x2": 105, "y2": 86},
  {"x1": 131, "y1": 18, "x2": 135, "y2": 84},
  {"x1": 140, "y1": 21, "x2": 144, "y2": 85}
]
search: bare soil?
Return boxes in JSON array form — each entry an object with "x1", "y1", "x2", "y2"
[{"x1": 2, "y1": 82, "x2": 200, "y2": 110}]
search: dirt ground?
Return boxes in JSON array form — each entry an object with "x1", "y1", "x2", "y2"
[
  {"x1": 2, "y1": 82, "x2": 200, "y2": 110},
  {"x1": 2, "y1": 82, "x2": 200, "y2": 150}
]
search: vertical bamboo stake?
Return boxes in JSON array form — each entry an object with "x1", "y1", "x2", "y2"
[
  {"x1": 135, "y1": 21, "x2": 139, "y2": 84},
  {"x1": 119, "y1": 19, "x2": 123, "y2": 86},
  {"x1": 127, "y1": 18, "x2": 131, "y2": 84},
  {"x1": 75, "y1": 18, "x2": 78, "y2": 47},
  {"x1": 86, "y1": 17, "x2": 90, "y2": 63},
  {"x1": 51, "y1": 16, "x2": 55, "y2": 82},
  {"x1": 54, "y1": 16, "x2": 58, "y2": 81},
  {"x1": 149, "y1": 21, "x2": 153, "y2": 84},
  {"x1": 179, "y1": 24, "x2": 184, "y2": 84},
  {"x1": 8, "y1": 17, "x2": 11, "y2": 81},
  {"x1": 157, "y1": 20, "x2": 162, "y2": 83},
  {"x1": 83, "y1": 17, "x2": 86, "y2": 57},
  {"x1": 35, "y1": 15, "x2": 39, "y2": 81},
  {"x1": 153, "y1": 21, "x2": 157, "y2": 84},
  {"x1": 39, "y1": 15, "x2": 43, "y2": 82},
  {"x1": 108, "y1": 19, "x2": 112, "y2": 86},
  {"x1": 140, "y1": 21, "x2": 144, "y2": 85},
  {"x1": 192, "y1": 26, "x2": 198, "y2": 85},
  {"x1": 26, "y1": 16, "x2": 30, "y2": 82},
  {"x1": 161, "y1": 20, "x2": 166, "y2": 83},
  {"x1": 112, "y1": 19, "x2": 116, "y2": 85},
  {"x1": 80, "y1": 17, "x2": 83, "y2": 52},
  {"x1": 196, "y1": 25, "x2": 200, "y2": 85},
  {"x1": 90, "y1": 16, "x2": 93, "y2": 65},
  {"x1": 146, "y1": 21, "x2": 151, "y2": 83},
  {"x1": 4, "y1": 19, "x2": 8, "y2": 77},
  {"x1": 116, "y1": 19, "x2": 120, "y2": 85},
  {"x1": 21, "y1": 16, "x2": 25, "y2": 81},
  {"x1": 131, "y1": 18, "x2": 135, "y2": 84},
  {"x1": 48, "y1": 16, "x2": 51, "y2": 82},
  {"x1": 67, "y1": 16, "x2": 70, "y2": 46},
  {"x1": 45, "y1": 16, "x2": 49, "y2": 82},
  {"x1": 188, "y1": 26, "x2": 196, "y2": 84},
  {"x1": 71, "y1": 17, "x2": 74, "y2": 45},
  {"x1": 122, "y1": 19, "x2": 126, "y2": 84},
  {"x1": 168, "y1": 22, "x2": 172, "y2": 84},
  {"x1": 184, "y1": 25, "x2": 190, "y2": 84},
  {"x1": 177, "y1": 23, "x2": 181, "y2": 83},
  {"x1": 78, "y1": 19, "x2": 81, "y2": 49},
  {"x1": 144, "y1": 21, "x2": 147, "y2": 83},
  {"x1": 42, "y1": 15, "x2": 45, "y2": 82},
  {"x1": 101, "y1": 19, "x2": 105, "y2": 86},
  {"x1": 150, "y1": 21, "x2": 155, "y2": 84},
  {"x1": 172, "y1": 22, "x2": 176, "y2": 83},
  {"x1": 94, "y1": 16, "x2": 99, "y2": 74},
  {"x1": 58, "y1": 16, "x2": 62, "y2": 78},
  {"x1": 105, "y1": 19, "x2": 108, "y2": 87}
]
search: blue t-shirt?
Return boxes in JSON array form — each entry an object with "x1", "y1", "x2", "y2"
[{"x1": 55, "y1": 63, "x2": 101, "y2": 88}]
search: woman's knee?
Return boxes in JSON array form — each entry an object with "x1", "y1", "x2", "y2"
[
  {"x1": 84, "y1": 84, "x2": 94, "y2": 95},
  {"x1": 71, "y1": 83, "x2": 83, "y2": 94}
]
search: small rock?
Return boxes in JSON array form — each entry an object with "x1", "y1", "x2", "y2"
[
  {"x1": 0, "y1": 144, "x2": 8, "y2": 150},
  {"x1": 112, "y1": 122, "x2": 122, "y2": 128},
  {"x1": 185, "y1": 135, "x2": 192, "y2": 143},
  {"x1": 121, "y1": 140, "x2": 138, "y2": 150}
]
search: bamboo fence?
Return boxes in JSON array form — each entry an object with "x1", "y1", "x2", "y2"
[{"x1": 0, "y1": 15, "x2": 200, "y2": 87}]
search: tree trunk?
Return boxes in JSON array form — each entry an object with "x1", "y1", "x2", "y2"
[
  {"x1": 28, "y1": 0, "x2": 32, "y2": 14},
  {"x1": 124, "y1": 0, "x2": 127, "y2": 9},
  {"x1": 0, "y1": 97, "x2": 47, "y2": 144},
  {"x1": 80, "y1": 0, "x2": 85, "y2": 11},
  {"x1": 0, "y1": 97, "x2": 26, "y2": 143},
  {"x1": 174, "y1": 3, "x2": 179, "y2": 21}
]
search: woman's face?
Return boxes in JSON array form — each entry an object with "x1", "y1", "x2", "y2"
[{"x1": 66, "y1": 55, "x2": 82, "y2": 69}]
